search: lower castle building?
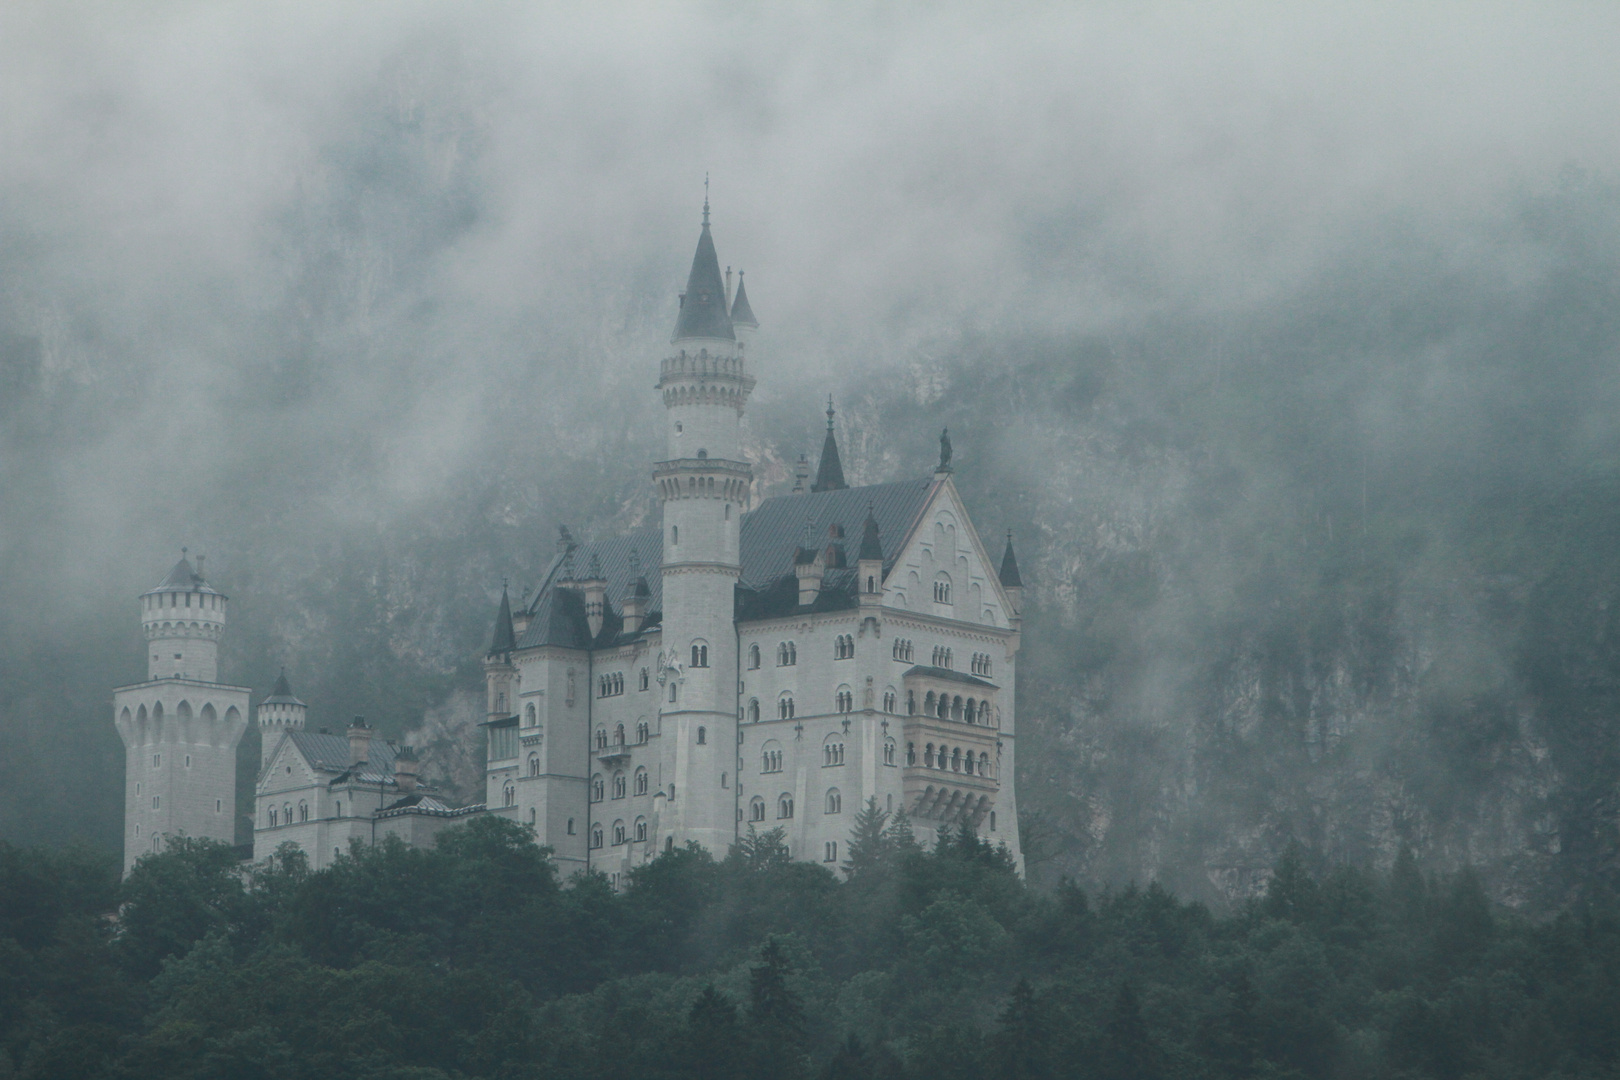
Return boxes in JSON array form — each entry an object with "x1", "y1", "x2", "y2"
[{"x1": 116, "y1": 202, "x2": 1026, "y2": 881}]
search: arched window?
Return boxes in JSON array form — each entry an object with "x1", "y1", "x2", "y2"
[
  {"x1": 867, "y1": 574, "x2": 876, "y2": 594},
  {"x1": 639, "y1": 668, "x2": 650, "y2": 690},
  {"x1": 965, "y1": 699, "x2": 977, "y2": 724},
  {"x1": 722, "y1": 771, "x2": 729, "y2": 788},
  {"x1": 634, "y1": 767, "x2": 648, "y2": 795},
  {"x1": 778, "y1": 793, "x2": 794, "y2": 819},
  {"x1": 503, "y1": 783, "x2": 516, "y2": 807},
  {"x1": 823, "y1": 734, "x2": 845, "y2": 766},
  {"x1": 669, "y1": 682, "x2": 678, "y2": 703},
  {"x1": 268, "y1": 807, "x2": 277, "y2": 827},
  {"x1": 528, "y1": 754, "x2": 541, "y2": 777},
  {"x1": 933, "y1": 578, "x2": 952, "y2": 604},
  {"x1": 528, "y1": 807, "x2": 537, "y2": 826},
  {"x1": 925, "y1": 743, "x2": 936, "y2": 768},
  {"x1": 884, "y1": 738, "x2": 897, "y2": 766},
  {"x1": 951, "y1": 747, "x2": 962, "y2": 772},
  {"x1": 907, "y1": 741, "x2": 916, "y2": 765},
  {"x1": 672, "y1": 525, "x2": 678, "y2": 545},
  {"x1": 748, "y1": 699, "x2": 760, "y2": 723},
  {"x1": 789, "y1": 642, "x2": 797, "y2": 664},
  {"x1": 591, "y1": 774, "x2": 604, "y2": 802},
  {"x1": 937, "y1": 694, "x2": 950, "y2": 719},
  {"x1": 836, "y1": 687, "x2": 853, "y2": 713},
  {"x1": 691, "y1": 642, "x2": 709, "y2": 668},
  {"x1": 925, "y1": 691, "x2": 936, "y2": 715},
  {"x1": 635, "y1": 817, "x2": 648, "y2": 842},
  {"x1": 298, "y1": 801, "x2": 308, "y2": 822},
  {"x1": 761, "y1": 740, "x2": 783, "y2": 773},
  {"x1": 613, "y1": 820, "x2": 626, "y2": 845},
  {"x1": 907, "y1": 690, "x2": 916, "y2": 714},
  {"x1": 825, "y1": 788, "x2": 842, "y2": 814},
  {"x1": 595, "y1": 728, "x2": 608, "y2": 750},
  {"x1": 697, "y1": 726, "x2": 707, "y2": 745},
  {"x1": 284, "y1": 803, "x2": 291, "y2": 822},
  {"x1": 612, "y1": 772, "x2": 626, "y2": 799},
  {"x1": 567, "y1": 817, "x2": 576, "y2": 834},
  {"x1": 980, "y1": 752, "x2": 991, "y2": 777},
  {"x1": 778, "y1": 694, "x2": 795, "y2": 720},
  {"x1": 615, "y1": 723, "x2": 625, "y2": 745},
  {"x1": 749, "y1": 644, "x2": 761, "y2": 669},
  {"x1": 824, "y1": 841, "x2": 838, "y2": 862},
  {"x1": 591, "y1": 824, "x2": 604, "y2": 848},
  {"x1": 989, "y1": 810, "x2": 997, "y2": 831},
  {"x1": 750, "y1": 796, "x2": 766, "y2": 821},
  {"x1": 964, "y1": 751, "x2": 974, "y2": 775},
  {"x1": 835, "y1": 634, "x2": 854, "y2": 660},
  {"x1": 883, "y1": 690, "x2": 897, "y2": 713},
  {"x1": 952, "y1": 696, "x2": 964, "y2": 721},
  {"x1": 526, "y1": 702, "x2": 537, "y2": 726},
  {"x1": 637, "y1": 721, "x2": 650, "y2": 743}
]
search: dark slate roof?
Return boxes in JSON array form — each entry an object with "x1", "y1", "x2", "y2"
[
  {"x1": 488, "y1": 586, "x2": 516, "y2": 656},
  {"x1": 902, "y1": 664, "x2": 998, "y2": 690},
  {"x1": 671, "y1": 215, "x2": 735, "y2": 342},
  {"x1": 516, "y1": 525, "x2": 665, "y2": 651},
  {"x1": 144, "y1": 554, "x2": 223, "y2": 597},
  {"x1": 999, "y1": 534, "x2": 1023, "y2": 588},
  {"x1": 730, "y1": 271, "x2": 757, "y2": 327},
  {"x1": 261, "y1": 669, "x2": 304, "y2": 707},
  {"x1": 739, "y1": 477, "x2": 933, "y2": 590},
  {"x1": 287, "y1": 730, "x2": 398, "y2": 783},
  {"x1": 515, "y1": 477, "x2": 938, "y2": 644}
]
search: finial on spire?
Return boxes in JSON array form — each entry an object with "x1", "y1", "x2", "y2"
[
  {"x1": 181, "y1": 546, "x2": 188, "y2": 556},
  {"x1": 826, "y1": 395, "x2": 836, "y2": 430},
  {"x1": 703, "y1": 173, "x2": 710, "y2": 226}
]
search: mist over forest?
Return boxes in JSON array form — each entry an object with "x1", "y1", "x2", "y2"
[{"x1": 3, "y1": 4, "x2": 1620, "y2": 910}]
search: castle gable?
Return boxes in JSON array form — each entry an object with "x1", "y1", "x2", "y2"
[{"x1": 884, "y1": 479, "x2": 1009, "y2": 627}]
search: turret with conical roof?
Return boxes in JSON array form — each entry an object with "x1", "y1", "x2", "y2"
[
  {"x1": 730, "y1": 268, "x2": 758, "y2": 350},
  {"x1": 484, "y1": 584, "x2": 517, "y2": 721},
  {"x1": 671, "y1": 197, "x2": 735, "y2": 344},
  {"x1": 258, "y1": 668, "x2": 307, "y2": 760},
  {"x1": 1000, "y1": 532, "x2": 1024, "y2": 631},
  {"x1": 857, "y1": 507, "x2": 884, "y2": 605},
  {"x1": 811, "y1": 397, "x2": 848, "y2": 493}
]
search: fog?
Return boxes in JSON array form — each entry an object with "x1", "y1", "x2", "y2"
[{"x1": 4, "y1": 3, "x2": 1620, "y2": 903}]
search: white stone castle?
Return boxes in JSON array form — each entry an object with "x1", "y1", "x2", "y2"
[{"x1": 117, "y1": 203, "x2": 1026, "y2": 881}]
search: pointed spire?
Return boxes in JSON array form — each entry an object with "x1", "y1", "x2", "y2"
[
  {"x1": 811, "y1": 396, "x2": 847, "y2": 492},
  {"x1": 858, "y1": 506, "x2": 884, "y2": 562},
  {"x1": 272, "y1": 668, "x2": 292, "y2": 698},
  {"x1": 672, "y1": 194, "x2": 735, "y2": 342},
  {"x1": 488, "y1": 584, "x2": 516, "y2": 656},
  {"x1": 999, "y1": 531, "x2": 1023, "y2": 588},
  {"x1": 730, "y1": 269, "x2": 757, "y2": 328}
]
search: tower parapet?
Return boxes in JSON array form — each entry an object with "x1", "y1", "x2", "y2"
[{"x1": 258, "y1": 669, "x2": 307, "y2": 763}]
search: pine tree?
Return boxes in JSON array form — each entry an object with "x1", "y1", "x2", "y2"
[
  {"x1": 680, "y1": 984, "x2": 743, "y2": 1080},
  {"x1": 990, "y1": 978, "x2": 1054, "y2": 1080},
  {"x1": 842, "y1": 797, "x2": 891, "y2": 879},
  {"x1": 1097, "y1": 980, "x2": 1162, "y2": 1080},
  {"x1": 748, "y1": 936, "x2": 808, "y2": 1078},
  {"x1": 883, "y1": 808, "x2": 917, "y2": 852}
]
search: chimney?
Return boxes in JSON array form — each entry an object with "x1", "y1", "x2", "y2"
[
  {"x1": 794, "y1": 544, "x2": 825, "y2": 607},
  {"x1": 347, "y1": 716, "x2": 372, "y2": 766},
  {"x1": 581, "y1": 553, "x2": 608, "y2": 640},
  {"x1": 393, "y1": 745, "x2": 420, "y2": 794},
  {"x1": 511, "y1": 588, "x2": 531, "y2": 638}
]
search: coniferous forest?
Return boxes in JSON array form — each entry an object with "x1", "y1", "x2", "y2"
[{"x1": 4, "y1": 807, "x2": 1616, "y2": 1080}]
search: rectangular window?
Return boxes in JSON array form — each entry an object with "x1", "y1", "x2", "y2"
[
  {"x1": 488, "y1": 723, "x2": 518, "y2": 761},
  {"x1": 216, "y1": 799, "x2": 222, "y2": 812},
  {"x1": 152, "y1": 754, "x2": 160, "y2": 768},
  {"x1": 152, "y1": 795, "x2": 160, "y2": 809}
]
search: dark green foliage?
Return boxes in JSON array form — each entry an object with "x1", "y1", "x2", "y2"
[{"x1": 0, "y1": 830, "x2": 1616, "y2": 1078}]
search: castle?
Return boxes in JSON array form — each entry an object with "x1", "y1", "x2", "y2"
[{"x1": 116, "y1": 203, "x2": 1026, "y2": 881}]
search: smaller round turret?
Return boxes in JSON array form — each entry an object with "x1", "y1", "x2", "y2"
[
  {"x1": 140, "y1": 550, "x2": 227, "y2": 682},
  {"x1": 258, "y1": 668, "x2": 307, "y2": 753}
]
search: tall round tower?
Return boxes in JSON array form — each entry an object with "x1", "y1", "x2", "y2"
[
  {"x1": 140, "y1": 550, "x2": 227, "y2": 682},
  {"x1": 654, "y1": 197, "x2": 756, "y2": 854}
]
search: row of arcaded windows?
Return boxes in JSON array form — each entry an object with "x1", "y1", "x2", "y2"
[
  {"x1": 970, "y1": 652, "x2": 993, "y2": 676},
  {"x1": 931, "y1": 645, "x2": 954, "y2": 668},
  {"x1": 920, "y1": 691, "x2": 990, "y2": 724},
  {"x1": 906, "y1": 742, "x2": 993, "y2": 776},
  {"x1": 266, "y1": 801, "x2": 312, "y2": 827},
  {"x1": 590, "y1": 767, "x2": 653, "y2": 801},
  {"x1": 834, "y1": 634, "x2": 855, "y2": 659},
  {"x1": 755, "y1": 737, "x2": 896, "y2": 773},
  {"x1": 893, "y1": 638, "x2": 914, "y2": 661},
  {"x1": 589, "y1": 816, "x2": 651, "y2": 849},
  {"x1": 598, "y1": 672, "x2": 624, "y2": 697},
  {"x1": 745, "y1": 789, "x2": 842, "y2": 823}
]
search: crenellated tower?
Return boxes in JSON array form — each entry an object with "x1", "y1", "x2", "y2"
[
  {"x1": 114, "y1": 552, "x2": 251, "y2": 874},
  {"x1": 653, "y1": 197, "x2": 756, "y2": 854},
  {"x1": 257, "y1": 668, "x2": 307, "y2": 765}
]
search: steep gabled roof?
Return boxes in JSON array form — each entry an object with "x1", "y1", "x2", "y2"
[
  {"x1": 671, "y1": 208, "x2": 735, "y2": 342},
  {"x1": 516, "y1": 526, "x2": 664, "y2": 650},
  {"x1": 285, "y1": 730, "x2": 398, "y2": 783}
]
